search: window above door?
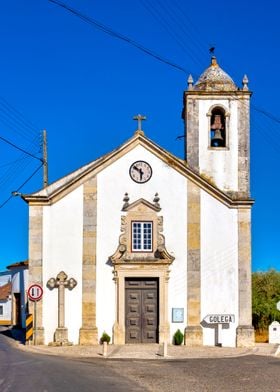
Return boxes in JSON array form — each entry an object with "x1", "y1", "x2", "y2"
[{"x1": 132, "y1": 221, "x2": 153, "y2": 252}]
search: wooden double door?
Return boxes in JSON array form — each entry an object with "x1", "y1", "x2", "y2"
[{"x1": 125, "y1": 278, "x2": 159, "y2": 343}]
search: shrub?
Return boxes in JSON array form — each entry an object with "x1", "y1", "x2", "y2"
[
  {"x1": 173, "y1": 329, "x2": 184, "y2": 345},
  {"x1": 100, "y1": 331, "x2": 111, "y2": 344}
]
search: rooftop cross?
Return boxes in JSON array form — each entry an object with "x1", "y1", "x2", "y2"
[{"x1": 133, "y1": 114, "x2": 146, "y2": 131}]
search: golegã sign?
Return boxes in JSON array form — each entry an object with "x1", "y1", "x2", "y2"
[{"x1": 203, "y1": 314, "x2": 235, "y2": 324}]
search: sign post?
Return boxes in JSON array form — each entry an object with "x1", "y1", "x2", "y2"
[
  {"x1": 27, "y1": 284, "x2": 43, "y2": 345},
  {"x1": 202, "y1": 314, "x2": 235, "y2": 347},
  {"x1": 203, "y1": 314, "x2": 235, "y2": 324}
]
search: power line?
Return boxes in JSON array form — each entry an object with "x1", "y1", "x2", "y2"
[
  {"x1": 141, "y1": 0, "x2": 206, "y2": 66},
  {"x1": 0, "y1": 97, "x2": 39, "y2": 134},
  {"x1": 0, "y1": 156, "x2": 28, "y2": 169},
  {"x1": 0, "y1": 100, "x2": 38, "y2": 141},
  {"x1": 48, "y1": 0, "x2": 280, "y2": 129},
  {"x1": 0, "y1": 163, "x2": 43, "y2": 209},
  {"x1": 48, "y1": 0, "x2": 188, "y2": 74},
  {"x1": 0, "y1": 134, "x2": 42, "y2": 162},
  {"x1": 252, "y1": 105, "x2": 280, "y2": 124},
  {"x1": 139, "y1": 0, "x2": 204, "y2": 69},
  {"x1": 140, "y1": 0, "x2": 280, "y2": 128},
  {"x1": 0, "y1": 157, "x2": 34, "y2": 190}
]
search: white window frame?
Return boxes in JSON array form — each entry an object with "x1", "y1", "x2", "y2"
[{"x1": 132, "y1": 221, "x2": 153, "y2": 252}]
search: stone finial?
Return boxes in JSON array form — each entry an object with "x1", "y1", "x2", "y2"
[
  {"x1": 122, "y1": 192, "x2": 129, "y2": 209},
  {"x1": 187, "y1": 74, "x2": 194, "y2": 90},
  {"x1": 242, "y1": 74, "x2": 249, "y2": 90},
  {"x1": 153, "y1": 192, "x2": 160, "y2": 208},
  {"x1": 211, "y1": 56, "x2": 218, "y2": 67}
]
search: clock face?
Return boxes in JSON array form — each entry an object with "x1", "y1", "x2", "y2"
[{"x1": 129, "y1": 161, "x2": 152, "y2": 183}]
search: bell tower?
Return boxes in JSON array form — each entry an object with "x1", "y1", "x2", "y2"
[
  {"x1": 182, "y1": 56, "x2": 251, "y2": 198},
  {"x1": 183, "y1": 57, "x2": 255, "y2": 347}
]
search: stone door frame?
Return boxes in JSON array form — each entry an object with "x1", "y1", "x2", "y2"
[{"x1": 113, "y1": 263, "x2": 170, "y2": 344}]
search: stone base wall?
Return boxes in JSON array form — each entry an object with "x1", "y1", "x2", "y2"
[
  {"x1": 79, "y1": 327, "x2": 99, "y2": 345},
  {"x1": 184, "y1": 325, "x2": 203, "y2": 346},
  {"x1": 236, "y1": 325, "x2": 255, "y2": 347},
  {"x1": 159, "y1": 324, "x2": 170, "y2": 344},
  {"x1": 54, "y1": 327, "x2": 69, "y2": 344},
  {"x1": 33, "y1": 327, "x2": 45, "y2": 345},
  {"x1": 113, "y1": 323, "x2": 125, "y2": 344}
]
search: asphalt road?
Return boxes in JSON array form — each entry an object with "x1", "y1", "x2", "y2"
[
  {"x1": 1, "y1": 330, "x2": 280, "y2": 392},
  {"x1": 0, "y1": 330, "x2": 145, "y2": 392},
  {"x1": 106, "y1": 355, "x2": 280, "y2": 392}
]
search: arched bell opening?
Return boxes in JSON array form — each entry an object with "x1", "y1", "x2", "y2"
[{"x1": 210, "y1": 107, "x2": 226, "y2": 148}]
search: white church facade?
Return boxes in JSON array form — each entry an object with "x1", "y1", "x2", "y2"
[{"x1": 23, "y1": 57, "x2": 255, "y2": 347}]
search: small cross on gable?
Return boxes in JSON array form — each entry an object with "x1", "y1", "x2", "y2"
[{"x1": 133, "y1": 114, "x2": 146, "y2": 131}]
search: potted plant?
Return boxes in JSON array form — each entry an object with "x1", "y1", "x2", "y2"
[
  {"x1": 173, "y1": 329, "x2": 184, "y2": 345},
  {"x1": 100, "y1": 331, "x2": 111, "y2": 345}
]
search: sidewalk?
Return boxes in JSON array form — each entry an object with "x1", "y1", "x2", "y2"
[
  {"x1": 16, "y1": 340, "x2": 280, "y2": 360},
  {"x1": 3, "y1": 326, "x2": 279, "y2": 360}
]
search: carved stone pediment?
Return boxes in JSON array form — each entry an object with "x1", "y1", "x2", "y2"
[
  {"x1": 110, "y1": 195, "x2": 174, "y2": 265},
  {"x1": 122, "y1": 198, "x2": 161, "y2": 212}
]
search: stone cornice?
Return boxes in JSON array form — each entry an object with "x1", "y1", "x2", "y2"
[{"x1": 184, "y1": 90, "x2": 252, "y2": 97}]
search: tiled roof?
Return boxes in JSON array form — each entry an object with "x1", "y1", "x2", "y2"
[
  {"x1": 0, "y1": 282, "x2": 11, "y2": 300},
  {"x1": 6, "y1": 260, "x2": 28, "y2": 270}
]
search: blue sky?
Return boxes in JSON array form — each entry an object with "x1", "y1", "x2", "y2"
[{"x1": 0, "y1": 0, "x2": 279, "y2": 272}]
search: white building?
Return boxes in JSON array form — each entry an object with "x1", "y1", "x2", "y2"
[
  {"x1": 23, "y1": 57, "x2": 255, "y2": 347},
  {"x1": 0, "y1": 271, "x2": 12, "y2": 325},
  {"x1": 6, "y1": 261, "x2": 29, "y2": 328}
]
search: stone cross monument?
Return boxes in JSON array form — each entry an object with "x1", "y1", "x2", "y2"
[{"x1": 47, "y1": 271, "x2": 77, "y2": 345}]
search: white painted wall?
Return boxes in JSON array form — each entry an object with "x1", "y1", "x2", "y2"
[
  {"x1": 39, "y1": 142, "x2": 240, "y2": 346},
  {"x1": 96, "y1": 145, "x2": 188, "y2": 343},
  {"x1": 0, "y1": 274, "x2": 12, "y2": 323},
  {"x1": 10, "y1": 268, "x2": 28, "y2": 328},
  {"x1": 0, "y1": 274, "x2": 11, "y2": 286},
  {"x1": 199, "y1": 99, "x2": 239, "y2": 192},
  {"x1": 11, "y1": 268, "x2": 27, "y2": 293},
  {"x1": 0, "y1": 300, "x2": 11, "y2": 322},
  {"x1": 42, "y1": 185, "x2": 83, "y2": 344},
  {"x1": 201, "y1": 190, "x2": 238, "y2": 347}
]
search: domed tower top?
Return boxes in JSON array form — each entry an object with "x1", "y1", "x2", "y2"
[
  {"x1": 194, "y1": 56, "x2": 237, "y2": 92},
  {"x1": 182, "y1": 56, "x2": 252, "y2": 197}
]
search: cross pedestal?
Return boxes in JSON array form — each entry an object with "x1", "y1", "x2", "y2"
[{"x1": 47, "y1": 271, "x2": 77, "y2": 346}]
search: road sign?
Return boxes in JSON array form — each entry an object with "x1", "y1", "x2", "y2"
[
  {"x1": 28, "y1": 284, "x2": 43, "y2": 301},
  {"x1": 203, "y1": 314, "x2": 235, "y2": 324},
  {"x1": 277, "y1": 301, "x2": 280, "y2": 311}
]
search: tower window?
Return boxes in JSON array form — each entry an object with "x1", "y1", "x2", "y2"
[
  {"x1": 210, "y1": 108, "x2": 226, "y2": 147},
  {"x1": 132, "y1": 221, "x2": 153, "y2": 251}
]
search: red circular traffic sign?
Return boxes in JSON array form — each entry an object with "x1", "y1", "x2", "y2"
[{"x1": 28, "y1": 284, "x2": 43, "y2": 301}]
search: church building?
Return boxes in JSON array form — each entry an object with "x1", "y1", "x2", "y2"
[{"x1": 23, "y1": 57, "x2": 255, "y2": 347}]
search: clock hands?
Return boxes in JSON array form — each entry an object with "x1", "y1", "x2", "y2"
[{"x1": 133, "y1": 165, "x2": 144, "y2": 180}]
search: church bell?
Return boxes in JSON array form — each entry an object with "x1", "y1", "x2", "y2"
[{"x1": 211, "y1": 114, "x2": 224, "y2": 147}]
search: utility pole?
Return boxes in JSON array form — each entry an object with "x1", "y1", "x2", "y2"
[{"x1": 42, "y1": 129, "x2": 48, "y2": 188}]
